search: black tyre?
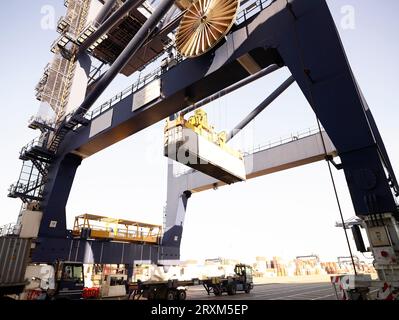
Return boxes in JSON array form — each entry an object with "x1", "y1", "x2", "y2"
[
  {"x1": 167, "y1": 290, "x2": 176, "y2": 300},
  {"x1": 213, "y1": 286, "x2": 222, "y2": 296},
  {"x1": 0, "y1": 296, "x2": 15, "y2": 301},
  {"x1": 227, "y1": 285, "x2": 236, "y2": 296},
  {"x1": 245, "y1": 286, "x2": 251, "y2": 294},
  {"x1": 147, "y1": 291, "x2": 155, "y2": 300},
  {"x1": 177, "y1": 289, "x2": 187, "y2": 300}
]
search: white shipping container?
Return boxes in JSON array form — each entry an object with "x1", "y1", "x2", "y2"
[{"x1": 166, "y1": 128, "x2": 246, "y2": 184}]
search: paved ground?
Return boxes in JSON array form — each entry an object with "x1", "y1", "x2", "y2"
[{"x1": 186, "y1": 282, "x2": 337, "y2": 300}]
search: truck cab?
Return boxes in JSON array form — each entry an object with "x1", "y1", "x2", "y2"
[
  {"x1": 203, "y1": 263, "x2": 254, "y2": 296},
  {"x1": 51, "y1": 261, "x2": 85, "y2": 300},
  {"x1": 231, "y1": 264, "x2": 253, "y2": 294},
  {"x1": 100, "y1": 274, "x2": 128, "y2": 298},
  {"x1": 25, "y1": 261, "x2": 85, "y2": 300}
]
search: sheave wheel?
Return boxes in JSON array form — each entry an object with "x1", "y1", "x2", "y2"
[{"x1": 176, "y1": 0, "x2": 240, "y2": 57}]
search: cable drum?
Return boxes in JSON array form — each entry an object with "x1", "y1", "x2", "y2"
[{"x1": 176, "y1": 0, "x2": 240, "y2": 57}]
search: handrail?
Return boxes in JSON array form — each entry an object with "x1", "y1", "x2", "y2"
[
  {"x1": 243, "y1": 127, "x2": 323, "y2": 155},
  {"x1": 87, "y1": 65, "x2": 168, "y2": 120},
  {"x1": 236, "y1": 0, "x2": 275, "y2": 24},
  {"x1": 28, "y1": 115, "x2": 55, "y2": 129},
  {"x1": 9, "y1": 176, "x2": 44, "y2": 194},
  {"x1": 20, "y1": 136, "x2": 48, "y2": 156},
  {"x1": 74, "y1": 224, "x2": 160, "y2": 238}
]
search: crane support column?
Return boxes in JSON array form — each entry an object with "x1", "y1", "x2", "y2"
[
  {"x1": 162, "y1": 161, "x2": 191, "y2": 249},
  {"x1": 38, "y1": 153, "x2": 82, "y2": 238},
  {"x1": 273, "y1": 0, "x2": 398, "y2": 215},
  {"x1": 279, "y1": 0, "x2": 399, "y2": 283}
]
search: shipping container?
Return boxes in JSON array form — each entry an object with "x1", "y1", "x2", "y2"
[{"x1": 0, "y1": 237, "x2": 31, "y2": 296}]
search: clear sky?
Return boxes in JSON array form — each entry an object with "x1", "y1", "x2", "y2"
[{"x1": 0, "y1": 1, "x2": 398, "y2": 264}]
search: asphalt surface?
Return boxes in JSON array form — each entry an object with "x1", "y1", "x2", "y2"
[{"x1": 186, "y1": 282, "x2": 337, "y2": 300}]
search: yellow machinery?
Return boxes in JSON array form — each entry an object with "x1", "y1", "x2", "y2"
[
  {"x1": 72, "y1": 214, "x2": 162, "y2": 244},
  {"x1": 164, "y1": 109, "x2": 246, "y2": 184}
]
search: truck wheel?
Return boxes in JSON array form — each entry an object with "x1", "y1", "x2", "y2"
[
  {"x1": 177, "y1": 290, "x2": 187, "y2": 300},
  {"x1": 167, "y1": 290, "x2": 176, "y2": 300},
  {"x1": 227, "y1": 285, "x2": 236, "y2": 296},
  {"x1": 147, "y1": 291, "x2": 155, "y2": 300},
  {"x1": 245, "y1": 287, "x2": 251, "y2": 294},
  {"x1": 0, "y1": 296, "x2": 15, "y2": 301},
  {"x1": 213, "y1": 286, "x2": 222, "y2": 296}
]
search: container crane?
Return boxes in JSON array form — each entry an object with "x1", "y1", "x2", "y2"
[{"x1": 1, "y1": 0, "x2": 399, "y2": 300}]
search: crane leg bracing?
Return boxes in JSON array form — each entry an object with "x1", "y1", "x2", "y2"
[{"x1": 10, "y1": 0, "x2": 399, "y2": 294}]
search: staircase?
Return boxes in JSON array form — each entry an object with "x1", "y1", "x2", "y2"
[
  {"x1": 9, "y1": 0, "x2": 93, "y2": 205},
  {"x1": 48, "y1": 112, "x2": 89, "y2": 153},
  {"x1": 10, "y1": 109, "x2": 89, "y2": 203}
]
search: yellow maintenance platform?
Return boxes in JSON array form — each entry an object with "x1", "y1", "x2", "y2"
[{"x1": 72, "y1": 214, "x2": 162, "y2": 244}]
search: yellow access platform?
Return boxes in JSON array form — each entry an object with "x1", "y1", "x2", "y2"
[{"x1": 72, "y1": 214, "x2": 162, "y2": 244}]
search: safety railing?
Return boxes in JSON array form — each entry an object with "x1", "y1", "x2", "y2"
[
  {"x1": 236, "y1": 0, "x2": 275, "y2": 25},
  {"x1": 88, "y1": 66, "x2": 165, "y2": 120},
  {"x1": 87, "y1": 52, "x2": 185, "y2": 120},
  {"x1": 28, "y1": 115, "x2": 55, "y2": 129},
  {"x1": 9, "y1": 176, "x2": 45, "y2": 198},
  {"x1": 19, "y1": 135, "x2": 50, "y2": 157},
  {"x1": 9, "y1": 158, "x2": 45, "y2": 200},
  {"x1": 73, "y1": 224, "x2": 161, "y2": 244},
  {"x1": 243, "y1": 127, "x2": 323, "y2": 155}
]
